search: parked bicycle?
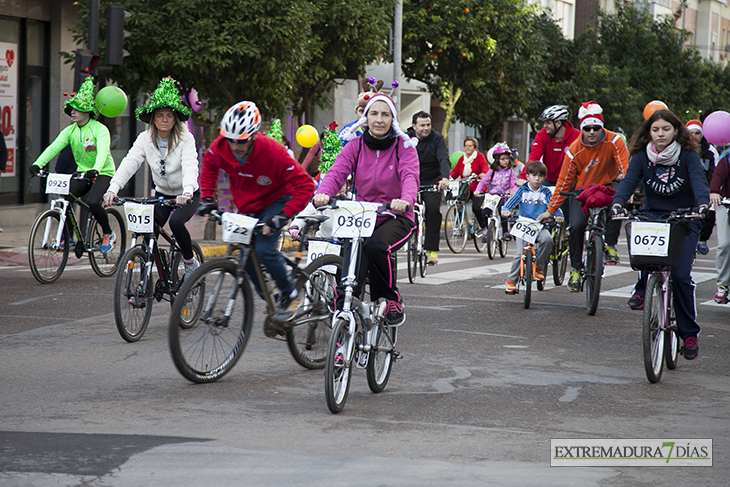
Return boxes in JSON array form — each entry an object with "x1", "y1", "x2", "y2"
[
  {"x1": 444, "y1": 177, "x2": 486, "y2": 254},
  {"x1": 405, "y1": 185, "x2": 439, "y2": 282},
  {"x1": 112, "y1": 197, "x2": 205, "y2": 342},
  {"x1": 321, "y1": 200, "x2": 401, "y2": 413},
  {"x1": 547, "y1": 218, "x2": 570, "y2": 286},
  {"x1": 28, "y1": 170, "x2": 126, "y2": 284},
  {"x1": 168, "y1": 211, "x2": 341, "y2": 383},
  {"x1": 614, "y1": 208, "x2": 702, "y2": 383},
  {"x1": 481, "y1": 193, "x2": 510, "y2": 260}
]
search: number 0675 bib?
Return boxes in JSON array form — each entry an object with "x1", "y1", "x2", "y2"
[
  {"x1": 332, "y1": 201, "x2": 380, "y2": 238},
  {"x1": 630, "y1": 222, "x2": 670, "y2": 257}
]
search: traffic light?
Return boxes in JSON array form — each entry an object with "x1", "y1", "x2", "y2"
[
  {"x1": 73, "y1": 49, "x2": 98, "y2": 91},
  {"x1": 106, "y1": 4, "x2": 131, "y2": 66}
]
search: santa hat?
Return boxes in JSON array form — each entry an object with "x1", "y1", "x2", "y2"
[
  {"x1": 578, "y1": 101, "x2": 604, "y2": 130},
  {"x1": 686, "y1": 119, "x2": 703, "y2": 134},
  {"x1": 341, "y1": 93, "x2": 418, "y2": 149}
]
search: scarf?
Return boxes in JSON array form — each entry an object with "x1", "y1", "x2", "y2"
[
  {"x1": 646, "y1": 140, "x2": 680, "y2": 167},
  {"x1": 461, "y1": 150, "x2": 478, "y2": 177},
  {"x1": 362, "y1": 128, "x2": 397, "y2": 151}
]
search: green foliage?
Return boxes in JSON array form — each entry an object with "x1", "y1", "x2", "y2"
[{"x1": 318, "y1": 126, "x2": 341, "y2": 174}]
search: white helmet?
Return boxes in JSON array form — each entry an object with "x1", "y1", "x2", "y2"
[
  {"x1": 220, "y1": 101, "x2": 261, "y2": 140},
  {"x1": 539, "y1": 105, "x2": 569, "y2": 122}
]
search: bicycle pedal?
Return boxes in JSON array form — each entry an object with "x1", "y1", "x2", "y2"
[{"x1": 356, "y1": 352, "x2": 368, "y2": 368}]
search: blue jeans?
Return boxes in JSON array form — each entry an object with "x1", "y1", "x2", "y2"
[{"x1": 245, "y1": 196, "x2": 293, "y2": 299}]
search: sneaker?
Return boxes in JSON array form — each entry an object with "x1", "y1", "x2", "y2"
[
  {"x1": 605, "y1": 245, "x2": 620, "y2": 265},
  {"x1": 505, "y1": 280, "x2": 517, "y2": 294},
  {"x1": 385, "y1": 300, "x2": 405, "y2": 326},
  {"x1": 427, "y1": 251, "x2": 438, "y2": 266},
  {"x1": 183, "y1": 257, "x2": 200, "y2": 280},
  {"x1": 567, "y1": 270, "x2": 582, "y2": 292},
  {"x1": 714, "y1": 285, "x2": 729, "y2": 304},
  {"x1": 100, "y1": 232, "x2": 116, "y2": 253},
  {"x1": 682, "y1": 336, "x2": 699, "y2": 360},
  {"x1": 627, "y1": 294, "x2": 644, "y2": 310},
  {"x1": 272, "y1": 288, "x2": 301, "y2": 323},
  {"x1": 535, "y1": 269, "x2": 545, "y2": 281},
  {"x1": 697, "y1": 241, "x2": 709, "y2": 255}
]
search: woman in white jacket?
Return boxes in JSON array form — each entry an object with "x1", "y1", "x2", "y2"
[{"x1": 103, "y1": 77, "x2": 201, "y2": 275}]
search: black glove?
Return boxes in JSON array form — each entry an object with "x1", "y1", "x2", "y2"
[
  {"x1": 29, "y1": 165, "x2": 41, "y2": 177},
  {"x1": 84, "y1": 169, "x2": 99, "y2": 182},
  {"x1": 698, "y1": 205, "x2": 710, "y2": 217},
  {"x1": 266, "y1": 211, "x2": 290, "y2": 231},
  {"x1": 197, "y1": 197, "x2": 217, "y2": 216},
  {"x1": 611, "y1": 205, "x2": 626, "y2": 217}
]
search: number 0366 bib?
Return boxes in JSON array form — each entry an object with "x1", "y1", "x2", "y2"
[{"x1": 332, "y1": 201, "x2": 380, "y2": 238}]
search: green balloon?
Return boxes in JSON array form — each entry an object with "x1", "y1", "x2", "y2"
[
  {"x1": 449, "y1": 151, "x2": 464, "y2": 169},
  {"x1": 96, "y1": 86, "x2": 128, "y2": 118}
]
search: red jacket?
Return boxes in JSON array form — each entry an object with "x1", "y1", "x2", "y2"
[
  {"x1": 520, "y1": 121, "x2": 581, "y2": 182},
  {"x1": 200, "y1": 134, "x2": 315, "y2": 218},
  {"x1": 450, "y1": 152, "x2": 489, "y2": 192}
]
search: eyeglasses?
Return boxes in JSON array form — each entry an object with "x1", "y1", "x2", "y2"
[
  {"x1": 226, "y1": 137, "x2": 251, "y2": 145},
  {"x1": 159, "y1": 159, "x2": 167, "y2": 178},
  {"x1": 582, "y1": 125, "x2": 602, "y2": 133}
]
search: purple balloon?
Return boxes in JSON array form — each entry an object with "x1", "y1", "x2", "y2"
[
  {"x1": 185, "y1": 89, "x2": 203, "y2": 112},
  {"x1": 703, "y1": 110, "x2": 730, "y2": 146}
]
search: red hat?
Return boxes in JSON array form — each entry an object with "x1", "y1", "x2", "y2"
[
  {"x1": 578, "y1": 101, "x2": 604, "y2": 130},
  {"x1": 686, "y1": 119, "x2": 703, "y2": 134}
]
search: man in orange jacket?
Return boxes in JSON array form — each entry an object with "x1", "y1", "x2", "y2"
[{"x1": 536, "y1": 101, "x2": 628, "y2": 292}]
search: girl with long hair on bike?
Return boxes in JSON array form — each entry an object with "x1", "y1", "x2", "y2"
[
  {"x1": 612, "y1": 109, "x2": 710, "y2": 360},
  {"x1": 475, "y1": 142, "x2": 518, "y2": 240},
  {"x1": 313, "y1": 93, "x2": 419, "y2": 326},
  {"x1": 103, "y1": 77, "x2": 201, "y2": 278}
]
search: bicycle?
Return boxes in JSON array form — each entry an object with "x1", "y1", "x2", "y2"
[
  {"x1": 28, "y1": 170, "x2": 127, "y2": 284},
  {"x1": 506, "y1": 216, "x2": 546, "y2": 308},
  {"x1": 321, "y1": 200, "x2": 401, "y2": 413},
  {"x1": 444, "y1": 177, "x2": 486, "y2": 254},
  {"x1": 406, "y1": 185, "x2": 438, "y2": 283},
  {"x1": 112, "y1": 197, "x2": 205, "y2": 342},
  {"x1": 613, "y1": 208, "x2": 701, "y2": 383},
  {"x1": 547, "y1": 218, "x2": 569, "y2": 286},
  {"x1": 481, "y1": 193, "x2": 510, "y2": 260},
  {"x1": 168, "y1": 210, "x2": 342, "y2": 383},
  {"x1": 560, "y1": 190, "x2": 609, "y2": 316}
]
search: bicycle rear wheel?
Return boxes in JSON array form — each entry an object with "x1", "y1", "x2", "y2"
[
  {"x1": 485, "y1": 220, "x2": 498, "y2": 260},
  {"x1": 366, "y1": 322, "x2": 396, "y2": 393},
  {"x1": 114, "y1": 247, "x2": 153, "y2": 342},
  {"x1": 664, "y1": 281, "x2": 679, "y2": 370},
  {"x1": 89, "y1": 207, "x2": 127, "y2": 277},
  {"x1": 643, "y1": 274, "x2": 665, "y2": 383},
  {"x1": 28, "y1": 209, "x2": 70, "y2": 284},
  {"x1": 287, "y1": 254, "x2": 342, "y2": 369},
  {"x1": 170, "y1": 241, "x2": 206, "y2": 327},
  {"x1": 523, "y1": 251, "x2": 533, "y2": 309},
  {"x1": 444, "y1": 204, "x2": 468, "y2": 254},
  {"x1": 169, "y1": 258, "x2": 254, "y2": 383},
  {"x1": 406, "y1": 231, "x2": 417, "y2": 283},
  {"x1": 324, "y1": 317, "x2": 354, "y2": 413},
  {"x1": 585, "y1": 234, "x2": 604, "y2": 316}
]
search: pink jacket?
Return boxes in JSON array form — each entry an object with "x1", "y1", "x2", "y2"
[{"x1": 475, "y1": 167, "x2": 517, "y2": 195}]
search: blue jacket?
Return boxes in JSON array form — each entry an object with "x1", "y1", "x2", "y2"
[{"x1": 503, "y1": 184, "x2": 561, "y2": 220}]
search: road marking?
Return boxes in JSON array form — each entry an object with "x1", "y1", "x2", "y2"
[{"x1": 441, "y1": 328, "x2": 526, "y2": 339}]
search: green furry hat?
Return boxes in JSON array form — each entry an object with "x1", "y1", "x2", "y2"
[
  {"x1": 135, "y1": 76, "x2": 192, "y2": 123},
  {"x1": 64, "y1": 76, "x2": 98, "y2": 118}
]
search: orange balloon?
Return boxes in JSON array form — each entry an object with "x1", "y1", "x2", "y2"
[{"x1": 643, "y1": 100, "x2": 668, "y2": 120}]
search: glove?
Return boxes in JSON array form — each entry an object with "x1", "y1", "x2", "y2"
[
  {"x1": 29, "y1": 165, "x2": 41, "y2": 177},
  {"x1": 611, "y1": 205, "x2": 626, "y2": 217},
  {"x1": 84, "y1": 169, "x2": 99, "y2": 182},
  {"x1": 698, "y1": 205, "x2": 710, "y2": 217},
  {"x1": 288, "y1": 226, "x2": 300, "y2": 240},
  {"x1": 267, "y1": 211, "x2": 290, "y2": 231},
  {"x1": 197, "y1": 197, "x2": 217, "y2": 216}
]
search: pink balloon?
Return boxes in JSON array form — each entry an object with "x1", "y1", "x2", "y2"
[
  {"x1": 185, "y1": 89, "x2": 203, "y2": 112},
  {"x1": 703, "y1": 110, "x2": 730, "y2": 146}
]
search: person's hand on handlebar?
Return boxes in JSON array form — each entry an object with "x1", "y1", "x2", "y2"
[
  {"x1": 698, "y1": 204, "x2": 710, "y2": 218},
  {"x1": 313, "y1": 194, "x2": 331, "y2": 207},
  {"x1": 611, "y1": 204, "x2": 627, "y2": 217},
  {"x1": 176, "y1": 192, "x2": 193, "y2": 206},
  {"x1": 437, "y1": 178, "x2": 450, "y2": 191},
  {"x1": 390, "y1": 198, "x2": 409, "y2": 213},
  {"x1": 29, "y1": 165, "x2": 41, "y2": 177},
  {"x1": 500, "y1": 210, "x2": 510, "y2": 218},
  {"x1": 710, "y1": 193, "x2": 722, "y2": 207},
  {"x1": 103, "y1": 191, "x2": 117, "y2": 207},
  {"x1": 535, "y1": 211, "x2": 553, "y2": 223}
]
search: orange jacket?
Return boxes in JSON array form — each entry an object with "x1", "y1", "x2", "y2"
[{"x1": 547, "y1": 129, "x2": 628, "y2": 214}]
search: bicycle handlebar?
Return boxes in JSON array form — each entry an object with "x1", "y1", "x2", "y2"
[
  {"x1": 113, "y1": 196, "x2": 183, "y2": 208},
  {"x1": 611, "y1": 207, "x2": 705, "y2": 222},
  {"x1": 33, "y1": 169, "x2": 87, "y2": 180}
]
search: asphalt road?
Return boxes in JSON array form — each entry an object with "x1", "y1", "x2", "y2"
[{"x1": 1, "y1": 233, "x2": 728, "y2": 486}]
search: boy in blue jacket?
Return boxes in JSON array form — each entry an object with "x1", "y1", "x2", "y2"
[{"x1": 501, "y1": 162, "x2": 563, "y2": 294}]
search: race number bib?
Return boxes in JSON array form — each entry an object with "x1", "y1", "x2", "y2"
[
  {"x1": 221, "y1": 213, "x2": 258, "y2": 245},
  {"x1": 630, "y1": 222, "x2": 670, "y2": 257},
  {"x1": 510, "y1": 217, "x2": 542, "y2": 244},
  {"x1": 482, "y1": 194, "x2": 501, "y2": 211},
  {"x1": 448, "y1": 180, "x2": 460, "y2": 194},
  {"x1": 45, "y1": 173, "x2": 72, "y2": 195},
  {"x1": 306, "y1": 240, "x2": 341, "y2": 274},
  {"x1": 332, "y1": 201, "x2": 380, "y2": 238},
  {"x1": 124, "y1": 202, "x2": 155, "y2": 233}
]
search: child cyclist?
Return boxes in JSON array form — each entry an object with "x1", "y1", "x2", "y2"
[
  {"x1": 475, "y1": 143, "x2": 517, "y2": 240},
  {"x1": 500, "y1": 162, "x2": 562, "y2": 294}
]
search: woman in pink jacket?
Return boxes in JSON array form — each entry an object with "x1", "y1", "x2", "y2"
[{"x1": 314, "y1": 93, "x2": 419, "y2": 326}]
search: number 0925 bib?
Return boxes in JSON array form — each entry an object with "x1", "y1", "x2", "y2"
[
  {"x1": 45, "y1": 173, "x2": 72, "y2": 195},
  {"x1": 332, "y1": 201, "x2": 380, "y2": 238}
]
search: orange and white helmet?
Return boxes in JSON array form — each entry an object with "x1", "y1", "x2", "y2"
[{"x1": 220, "y1": 101, "x2": 261, "y2": 140}]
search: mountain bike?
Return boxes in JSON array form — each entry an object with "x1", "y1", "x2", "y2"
[
  {"x1": 614, "y1": 208, "x2": 701, "y2": 383},
  {"x1": 481, "y1": 193, "x2": 510, "y2": 260},
  {"x1": 28, "y1": 170, "x2": 126, "y2": 284},
  {"x1": 444, "y1": 177, "x2": 485, "y2": 253},
  {"x1": 321, "y1": 200, "x2": 401, "y2": 413},
  {"x1": 547, "y1": 219, "x2": 569, "y2": 286},
  {"x1": 168, "y1": 211, "x2": 341, "y2": 383},
  {"x1": 406, "y1": 185, "x2": 438, "y2": 283},
  {"x1": 112, "y1": 197, "x2": 205, "y2": 342}
]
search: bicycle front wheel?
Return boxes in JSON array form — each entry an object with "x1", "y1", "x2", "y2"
[
  {"x1": 287, "y1": 254, "x2": 342, "y2": 369},
  {"x1": 114, "y1": 247, "x2": 153, "y2": 342},
  {"x1": 324, "y1": 317, "x2": 354, "y2": 413},
  {"x1": 585, "y1": 234, "x2": 604, "y2": 316},
  {"x1": 406, "y1": 231, "x2": 417, "y2": 283},
  {"x1": 485, "y1": 220, "x2": 498, "y2": 260},
  {"x1": 473, "y1": 222, "x2": 487, "y2": 253},
  {"x1": 523, "y1": 250, "x2": 533, "y2": 309},
  {"x1": 89, "y1": 207, "x2": 126, "y2": 277},
  {"x1": 28, "y1": 209, "x2": 70, "y2": 284},
  {"x1": 168, "y1": 258, "x2": 254, "y2": 383},
  {"x1": 643, "y1": 274, "x2": 665, "y2": 383},
  {"x1": 170, "y1": 241, "x2": 206, "y2": 327},
  {"x1": 664, "y1": 282, "x2": 679, "y2": 370},
  {"x1": 366, "y1": 323, "x2": 396, "y2": 393},
  {"x1": 552, "y1": 225, "x2": 569, "y2": 286},
  {"x1": 444, "y1": 204, "x2": 468, "y2": 254}
]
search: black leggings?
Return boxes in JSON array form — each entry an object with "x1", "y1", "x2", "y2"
[
  {"x1": 154, "y1": 191, "x2": 200, "y2": 260},
  {"x1": 70, "y1": 175, "x2": 112, "y2": 235}
]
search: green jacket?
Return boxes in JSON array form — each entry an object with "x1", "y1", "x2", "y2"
[{"x1": 33, "y1": 119, "x2": 116, "y2": 176}]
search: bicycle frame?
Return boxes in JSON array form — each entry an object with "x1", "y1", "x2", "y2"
[{"x1": 44, "y1": 194, "x2": 95, "y2": 251}]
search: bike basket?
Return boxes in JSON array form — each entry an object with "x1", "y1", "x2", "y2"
[
  {"x1": 456, "y1": 180, "x2": 471, "y2": 201},
  {"x1": 625, "y1": 220, "x2": 689, "y2": 272}
]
